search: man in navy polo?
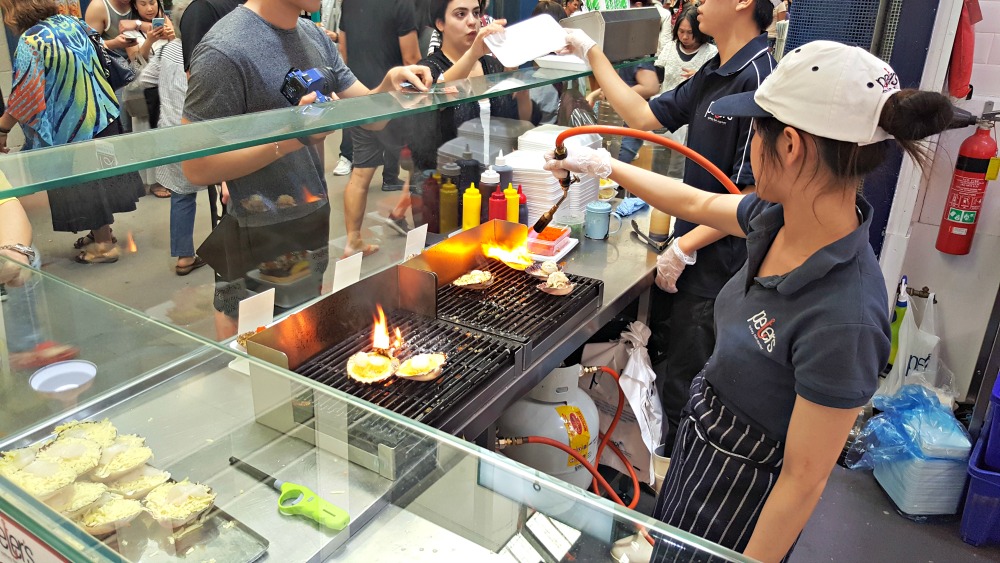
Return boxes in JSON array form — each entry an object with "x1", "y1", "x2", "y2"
[{"x1": 561, "y1": 0, "x2": 777, "y2": 449}]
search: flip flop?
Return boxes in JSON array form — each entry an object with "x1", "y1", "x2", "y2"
[
  {"x1": 150, "y1": 185, "x2": 172, "y2": 198},
  {"x1": 175, "y1": 256, "x2": 207, "y2": 276},
  {"x1": 74, "y1": 244, "x2": 120, "y2": 264},
  {"x1": 74, "y1": 231, "x2": 117, "y2": 249}
]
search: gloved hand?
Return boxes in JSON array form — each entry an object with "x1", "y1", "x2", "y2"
[
  {"x1": 559, "y1": 28, "x2": 597, "y2": 60},
  {"x1": 543, "y1": 146, "x2": 614, "y2": 180},
  {"x1": 655, "y1": 240, "x2": 696, "y2": 293}
]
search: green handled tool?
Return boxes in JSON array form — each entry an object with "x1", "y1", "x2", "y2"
[{"x1": 229, "y1": 456, "x2": 350, "y2": 531}]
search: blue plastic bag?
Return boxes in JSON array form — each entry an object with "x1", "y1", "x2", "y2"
[{"x1": 846, "y1": 385, "x2": 971, "y2": 470}]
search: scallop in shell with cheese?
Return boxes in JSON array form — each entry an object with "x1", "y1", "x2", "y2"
[
  {"x1": 54, "y1": 419, "x2": 118, "y2": 448},
  {"x1": 90, "y1": 435, "x2": 153, "y2": 482},
  {"x1": 395, "y1": 353, "x2": 447, "y2": 382},
  {"x1": 144, "y1": 480, "x2": 216, "y2": 529},
  {"x1": 0, "y1": 447, "x2": 40, "y2": 478},
  {"x1": 7, "y1": 459, "x2": 77, "y2": 500},
  {"x1": 108, "y1": 465, "x2": 171, "y2": 500},
  {"x1": 346, "y1": 352, "x2": 399, "y2": 384},
  {"x1": 37, "y1": 438, "x2": 103, "y2": 477},
  {"x1": 45, "y1": 482, "x2": 107, "y2": 518},
  {"x1": 77, "y1": 493, "x2": 143, "y2": 536},
  {"x1": 452, "y1": 269, "x2": 494, "y2": 289}
]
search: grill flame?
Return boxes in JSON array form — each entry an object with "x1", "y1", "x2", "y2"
[
  {"x1": 125, "y1": 231, "x2": 138, "y2": 253},
  {"x1": 371, "y1": 305, "x2": 405, "y2": 356},
  {"x1": 482, "y1": 242, "x2": 532, "y2": 270}
]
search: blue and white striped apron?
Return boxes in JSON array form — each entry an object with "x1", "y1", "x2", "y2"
[{"x1": 650, "y1": 373, "x2": 788, "y2": 562}]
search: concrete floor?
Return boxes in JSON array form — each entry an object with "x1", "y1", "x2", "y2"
[{"x1": 14, "y1": 129, "x2": 1000, "y2": 561}]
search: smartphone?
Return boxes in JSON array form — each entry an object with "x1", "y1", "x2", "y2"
[{"x1": 152, "y1": 17, "x2": 165, "y2": 28}]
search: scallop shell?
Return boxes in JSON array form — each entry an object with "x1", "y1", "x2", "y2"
[
  {"x1": 537, "y1": 282, "x2": 575, "y2": 296},
  {"x1": 525, "y1": 261, "x2": 563, "y2": 279},
  {"x1": 144, "y1": 480, "x2": 216, "y2": 529},
  {"x1": 108, "y1": 465, "x2": 171, "y2": 500},
  {"x1": 346, "y1": 352, "x2": 399, "y2": 384},
  {"x1": 395, "y1": 353, "x2": 447, "y2": 382},
  {"x1": 452, "y1": 270, "x2": 494, "y2": 290},
  {"x1": 7, "y1": 459, "x2": 77, "y2": 500},
  {"x1": 77, "y1": 493, "x2": 143, "y2": 536},
  {"x1": 0, "y1": 447, "x2": 40, "y2": 478},
  {"x1": 45, "y1": 482, "x2": 107, "y2": 518},
  {"x1": 37, "y1": 438, "x2": 103, "y2": 477},
  {"x1": 54, "y1": 419, "x2": 118, "y2": 448},
  {"x1": 90, "y1": 436, "x2": 153, "y2": 482}
]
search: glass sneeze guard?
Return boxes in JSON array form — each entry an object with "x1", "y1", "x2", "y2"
[{"x1": 0, "y1": 62, "x2": 647, "y2": 198}]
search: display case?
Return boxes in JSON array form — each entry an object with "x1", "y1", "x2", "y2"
[{"x1": 0, "y1": 260, "x2": 750, "y2": 562}]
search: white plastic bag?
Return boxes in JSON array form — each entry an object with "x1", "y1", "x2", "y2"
[
  {"x1": 580, "y1": 322, "x2": 664, "y2": 485},
  {"x1": 878, "y1": 294, "x2": 953, "y2": 404}
]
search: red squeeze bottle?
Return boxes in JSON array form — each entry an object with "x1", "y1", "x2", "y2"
[
  {"x1": 488, "y1": 183, "x2": 508, "y2": 221},
  {"x1": 517, "y1": 185, "x2": 529, "y2": 227}
]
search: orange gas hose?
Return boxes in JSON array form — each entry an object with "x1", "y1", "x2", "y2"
[
  {"x1": 592, "y1": 366, "x2": 625, "y2": 496},
  {"x1": 554, "y1": 125, "x2": 742, "y2": 195}
]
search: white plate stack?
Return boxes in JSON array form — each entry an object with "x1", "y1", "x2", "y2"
[
  {"x1": 873, "y1": 407, "x2": 972, "y2": 515},
  {"x1": 503, "y1": 149, "x2": 600, "y2": 225}
]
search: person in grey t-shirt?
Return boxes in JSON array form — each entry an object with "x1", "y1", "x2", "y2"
[{"x1": 181, "y1": 0, "x2": 431, "y2": 339}]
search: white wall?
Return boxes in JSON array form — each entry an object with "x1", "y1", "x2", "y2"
[{"x1": 899, "y1": 0, "x2": 1000, "y2": 399}]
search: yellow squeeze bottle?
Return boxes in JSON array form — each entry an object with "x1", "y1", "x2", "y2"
[
  {"x1": 462, "y1": 183, "x2": 482, "y2": 230},
  {"x1": 504, "y1": 182, "x2": 519, "y2": 223},
  {"x1": 439, "y1": 179, "x2": 459, "y2": 233}
]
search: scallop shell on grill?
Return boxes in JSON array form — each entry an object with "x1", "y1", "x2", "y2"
[
  {"x1": 346, "y1": 352, "x2": 399, "y2": 384},
  {"x1": 395, "y1": 353, "x2": 447, "y2": 382},
  {"x1": 452, "y1": 270, "x2": 494, "y2": 289}
]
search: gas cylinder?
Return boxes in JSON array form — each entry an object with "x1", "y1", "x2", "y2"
[{"x1": 498, "y1": 365, "x2": 600, "y2": 490}]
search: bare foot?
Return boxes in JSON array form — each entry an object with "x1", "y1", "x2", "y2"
[{"x1": 342, "y1": 242, "x2": 379, "y2": 259}]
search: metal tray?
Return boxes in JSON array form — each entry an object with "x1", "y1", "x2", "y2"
[{"x1": 103, "y1": 504, "x2": 269, "y2": 563}]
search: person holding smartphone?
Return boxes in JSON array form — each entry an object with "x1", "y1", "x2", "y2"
[{"x1": 130, "y1": 0, "x2": 175, "y2": 61}]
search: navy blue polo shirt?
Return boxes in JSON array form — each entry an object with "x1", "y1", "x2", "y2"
[
  {"x1": 648, "y1": 34, "x2": 774, "y2": 298},
  {"x1": 702, "y1": 194, "x2": 891, "y2": 442}
]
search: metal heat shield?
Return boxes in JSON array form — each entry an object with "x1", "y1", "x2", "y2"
[{"x1": 560, "y1": 8, "x2": 660, "y2": 63}]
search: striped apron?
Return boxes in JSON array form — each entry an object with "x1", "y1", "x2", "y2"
[{"x1": 650, "y1": 373, "x2": 787, "y2": 562}]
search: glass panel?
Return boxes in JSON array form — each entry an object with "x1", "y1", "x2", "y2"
[
  {"x1": 0, "y1": 276, "x2": 750, "y2": 561},
  {"x1": 0, "y1": 63, "x2": 645, "y2": 198}
]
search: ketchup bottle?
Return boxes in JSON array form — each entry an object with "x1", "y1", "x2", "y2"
[{"x1": 488, "y1": 183, "x2": 508, "y2": 221}]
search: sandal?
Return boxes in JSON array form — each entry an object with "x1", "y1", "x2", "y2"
[
  {"x1": 175, "y1": 256, "x2": 207, "y2": 276},
  {"x1": 150, "y1": 184, "x2": 172, "y2": 198},
  {"x1": 75, "y1": 243, "x2": 120, "y2": 264},
  {"x1": 73, "y1": 230, "x2": 117, "y2": 249}
]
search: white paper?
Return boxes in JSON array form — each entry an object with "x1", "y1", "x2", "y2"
[
  {"x1": 404, "y1": 224, "x2": 429, "y2": 261},
  {"x1": 332, "y1": 251, "x2": 363, "y2": 292},
  {"x1": 484, "y1": 15, "x2": 568, "y2": 68},
  {"x1": 237, "y1": 288, "x2": 275, "y2": 335}
]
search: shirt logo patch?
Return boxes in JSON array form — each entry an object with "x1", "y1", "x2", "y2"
[
  {"x1": 704, "y1": 101, "x2": 733, "y2": 125},
  {"x1": 748, "y1": 310, "x2": 777, "y2": 353}
]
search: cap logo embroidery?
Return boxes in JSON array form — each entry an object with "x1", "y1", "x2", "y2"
[
  {"x1": 876, "y1": 68, "x2": 899, "y2": 93},
  {"x1": 748, "y1": 310, "x2": 776, "y2": 353}
]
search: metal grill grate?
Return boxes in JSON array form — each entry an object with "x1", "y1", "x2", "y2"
[
  {"x1": 295, "y1": 310, "x2": 516, "y2": 427},
  {"x1": 436, "y1": 260, "x2": 603, "y2": 345},
  {"x1": 785, "y1": 0, "x2": 881, "y2": 53}
]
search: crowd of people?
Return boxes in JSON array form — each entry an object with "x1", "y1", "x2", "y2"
[{"x1": 0, "y1": 1, "x2": 956, "y2": 562}]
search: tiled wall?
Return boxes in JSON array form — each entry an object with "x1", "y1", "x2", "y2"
[
  {"x1": 900, "y1": 3, "x2": 1000, "y2": 399},
  {"x1": 973, "y1": 0, "x2": 1000, "y2": 96}
]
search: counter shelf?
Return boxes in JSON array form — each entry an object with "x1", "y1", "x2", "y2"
[{"x1": 0, "y1": 256, "x2": 749, "y2": 563}]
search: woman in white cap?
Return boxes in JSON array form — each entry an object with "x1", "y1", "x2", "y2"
[{"x1": 545, "y1": 40, "x2": 953, "y2": 562}]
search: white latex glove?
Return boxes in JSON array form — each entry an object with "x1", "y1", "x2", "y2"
[
  {"x1": 559, "y1": 28, "x2": 597, "y2": 60},
  {"x1": 543, "y1": 147, "x2": 614, "y2": 180},
  {"x1": 655, "y1": 240, "x2": 696, "y2": 293}
]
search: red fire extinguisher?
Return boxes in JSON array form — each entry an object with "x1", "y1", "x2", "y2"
[{"x1": 936, "y1": 122, "x2": 998, "y2": 255}]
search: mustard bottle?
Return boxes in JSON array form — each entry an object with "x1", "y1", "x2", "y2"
[
  {"x1": 504, "y1": 182, "x2": 518, "y2": 223},
  {"x1": 462, "y1": 183, "x2": 482, "y2": 230},
  {"x1": 439, "y1": 179, "x2": 459, "y2": 233}
]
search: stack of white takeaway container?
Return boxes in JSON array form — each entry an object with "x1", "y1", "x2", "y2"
[{"x1": 505, "y1": 125, "x2": 604, "y2": 225}]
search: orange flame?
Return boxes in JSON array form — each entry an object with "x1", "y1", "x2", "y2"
[
  {"x1": 125, "y1": 231, "x2": 137, "y2": 253},
  {"x1": 372, "y1": 306, "x2": 390, "y2": 350},
  {"x1": 482, "y1": 242, "x2": 532, "y2": 270},
  {"x1": 302, "y1": 185, "x2": 323, "y2": 204}
]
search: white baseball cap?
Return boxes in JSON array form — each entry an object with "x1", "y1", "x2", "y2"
[{"x1": 711, "y1": 40, "x2": 901, "y2": 145}]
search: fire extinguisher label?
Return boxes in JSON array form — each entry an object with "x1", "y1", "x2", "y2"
[
  {"x1": 944, "y1": 172, "x2": 986, "y2": 223},
  {"x1": 947, "y1": 208, "x2": 977, "y2": 224},
  {"x1": 555, "y1": 406, "x2": 591, "y2": 468}
]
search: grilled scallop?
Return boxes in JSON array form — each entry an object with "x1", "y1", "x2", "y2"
[
  {"x1": 396, "y1": 353, "x2": 447, "y2": 382},
  {"x1": 346, "y1": 352, "x2": 399, "y2": 384}
]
